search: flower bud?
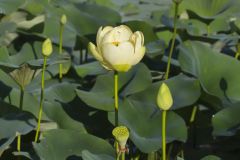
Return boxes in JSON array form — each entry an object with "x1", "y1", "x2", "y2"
[
  {"x1": 156, "y1": 83, "x2": 173, "y2": 110},
  {"x1": 42, "y1": 38, "x2": 53, "y2": 57},
  {"x1": 60, "y1": 14, "x2": 67, "y2": 25},
  {"x1": 112, "y1": 126, "x2": 129, "y2": 150}
]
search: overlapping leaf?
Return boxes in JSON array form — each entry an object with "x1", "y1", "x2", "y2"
[
  {"x1": 179, "y1": 41, "x2": 240, "y2": 103},
  {"x1": 108, "y1": 99, "x2": 187, "y2": 153},
  {"x1": 76, "y1": 63, "x2": 152, "y2": 111},
  {"x1": 34, "y1": 129, "x2": 115, "y2": 160}
]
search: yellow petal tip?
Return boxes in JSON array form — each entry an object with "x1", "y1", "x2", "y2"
[{"x1": 113, "y1": 64, "x2": 131, "y2": 72}]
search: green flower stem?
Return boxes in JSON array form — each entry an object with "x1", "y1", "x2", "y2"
[
  {"x1": 235, "y1": 43, "x2": 240, "y2": 59},
  {"x1": 235, "y1": 52, "x2": 239, "y2": 59},
  {"x1": 162, "y1": 110, "x2": 167, "y2": 160},
  {"x1": 121, "y1": 153, "x2": 125, "y2": 160},
  {"x1": 163, "y1": 3, "x2": 179, "y2": 158},
  {"x1": 165, "y1": 3, "x2": 179, "y2": 80},
  {"x1": 190, "y1": 106, "x2": 198, "y2": 123},
  {"x1": 117, "y1": 152, "x2": 121, "y2": 160},
  {"x1": 189, "y1": 106, "x2": 198, "y2": 148},
  {"x1": 35, "y1": 56, "x2": 47, "y2": 142},
  {"x1": 114, "y1": 71, "x2": 119, "y2": 126},
  {"x1": 17, "y1": 87, "x2": 24, "y2": 152},
  {"x1": 59, "y1": 24, "x2": 64, "y2": 81},
  {"x1": 114, "y1": 71, "x2": 119, "y2": 158},
  {"x1": 17, "y1": 135, "x2": 21, "y2": 152}
]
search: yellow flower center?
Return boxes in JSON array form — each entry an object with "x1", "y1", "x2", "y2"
[{"x1": 112, "y1": 41, "x2": 120, "y2": 46}]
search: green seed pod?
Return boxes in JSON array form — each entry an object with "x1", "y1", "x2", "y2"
[{"x1": 112, "y1": 126, "x2": 129, "y2": 150}]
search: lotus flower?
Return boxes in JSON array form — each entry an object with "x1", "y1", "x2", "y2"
[{"x1": 88, "y1": 25, "x2": 145, "y2": 72}]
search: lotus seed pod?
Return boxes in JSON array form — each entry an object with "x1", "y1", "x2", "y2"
[
  {"x1": 112, "y1": 126, "x2": 129, "y2": 150},
  {"x1": 42, "y1": 38, "x2": 53, "y2": 57},
  {"x1": 157, "y1": 83, "x2": 173, "y2": 111},
  {"x1": 60, "y1": 14, "x2": 67, "y2": 25}
]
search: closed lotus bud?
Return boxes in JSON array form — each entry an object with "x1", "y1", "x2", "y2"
[
  {"x1": 112, "y1": 126, "x2": 129, "y2": 150},
  {"x1": 88, "y1": 25, "x2": 146, "y2": 72},
  {"x1": 42, "y1": 38, "x2": 53, "y2": 57},
  {"x1": 157, "y1": 83, "x2": 173, "y2": 111},
  {"x1": 60, "y1": 14, "x2": 67, "y2": 25}
]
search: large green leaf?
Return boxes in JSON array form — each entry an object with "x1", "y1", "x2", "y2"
[
  {"x1": 125, "y1": 21, "x2": 158, "y2": 43},
  {"x1": 0, "y1": 101, "x2": 36, "y2": 153},
  {"x1": 82, "y1": 150, "x2": 114, "y2": 160},
  {"x1": 74, "y1": 61, "x2": 107, "y2": 78},
  {"x1": 108, "y1": 99, "x2": 187, "y2": 153},
  {"x1": 212, "y1": 103, "x2": 240, "y2": 136},
  {"x1": 43, "y1": 2, "x2": 121, "y2": 47},
  {"x1": 76, "y1": 90, "x2": 115, "y2": 111},
  {"x1": 179, "y1": 41, "x2": 240, "y2": 103},
  {"x1": 0, "y1": 42, "x2": 69, "y2": 68},
  {"x1": 76, "y1": 63, "x2": 152, "y2": 111},
  {"x1": 0, "y1": 42, "x2": 71, "y2": 90},
  {"x1": 117, "y1": 0, "x2": 172, "y2": 23},
  {"x1": 2, "y1": 11, "x2": 44, "y2": 30},
  {"x1": 34, "y1": 129, "x2": 115, "y2": 160},
  {"x1": 43, "y1": 82, "x2": 77, "y2": 103},
  {"x1": 181, "y1": 18, "x2": 230, "y2": 36},
  {"x1": 0, "y1": 21, "x2": 17, "y2": 46},
  {"x1": 20, "y1": 0, "x2": 46, "y2": 15},
  {"x1": 130, "y1": 74, "x2": 201, "y2": 110},
  {"x1": 4, "y1": 88, "x2": 49, "y2": 120},
  {"x1": 0, "y1": 69, "x2": 19, "y2": 89},
  {"x1": 43, "y1": 101, "x2": 86, "y2": 133},
  {"x1": 180, "y1": 0, "x2": 238, "y2": 19},
  {"x1": 0, "y1": 0, "x2": 26, "y2": 14},
  {"x1": 145, "y1": 39, "x2": 166, "y2": 58}
]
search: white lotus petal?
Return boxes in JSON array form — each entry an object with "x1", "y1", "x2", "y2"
[
  {"x1": 101, "y1": 41, "x2": 134, "y2": 66},
  {"x1": 130, "y1": 31, "x2": 144, "y2": 51},
  {"x1": 101, "y1": 62, "x2": 113, "y2": 70},
  {"x1": 131, "y1": 46, "x2": 146, "y2": 65},
  {"x1": 101, "y1": 25, "x2": 133, "y2": 44},
  {"x1": 88, "y1": 42, "x2": 113, "y2": 70},
  {"x1": 96, "y1": 26, "x2": 113, "y2": 47},
  {"x1": 88, "y1": 42, "x2": 103, "y2": 62}
]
